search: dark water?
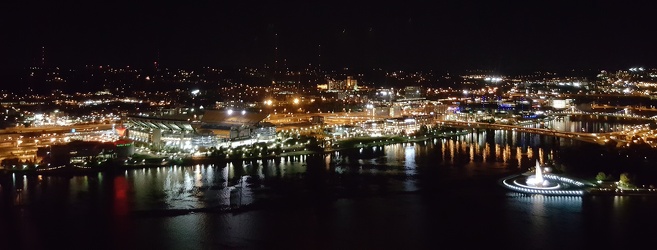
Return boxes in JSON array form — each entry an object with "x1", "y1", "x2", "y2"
[{"x1": 2, "y1": 118, "x2": 657, "y2": 250}]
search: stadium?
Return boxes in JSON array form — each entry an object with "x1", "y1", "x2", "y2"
[{"x1": 126, "y1": 109, "x2": 276, "y2": 150}]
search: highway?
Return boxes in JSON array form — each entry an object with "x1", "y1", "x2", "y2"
[
  {"x1": 0, "y1": 123, "x2": 114, "y2": 134},
  {"x1": 0, "y1": 123, "x2": 116, "y2": 165}
]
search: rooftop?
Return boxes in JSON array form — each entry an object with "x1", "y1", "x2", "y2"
[{"x1": 201, "y1": 109, "x2": 269, "y2": 126}]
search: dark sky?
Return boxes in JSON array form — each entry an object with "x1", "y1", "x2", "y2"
[{"x1": 1, "y1": 1, "x2": 656, "y2": 72}]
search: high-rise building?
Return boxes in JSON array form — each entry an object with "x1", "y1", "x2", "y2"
[
  {"x1": 328, "y1": 76, "x2": 358, "y2": 91},
  {"x1": 41, "y1": 46, "x2": 46, "y2": 67},
  {"x1": 346, "y1": 76, "x2": 358, "y2": 90},
  {"x1": 328, "y1": 79, "x2": 344, "y2": 90}
]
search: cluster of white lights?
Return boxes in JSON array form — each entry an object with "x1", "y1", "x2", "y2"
[
  {"x1": 502, "y1": 179, "x2": 584, "y2": 196},
  {"x1": 502, "y1": 173, "x2": 587, "y2": 196},
  {"x1": 36, "y1": 165, "x2": 67, "y2": 171},
  {"x1": 543, "y1": 174, "x2": 586, "y2": 187},
  {"x1": 484, "y1": 77, "x2": 503, "y2": 82},
  {"x1": 513, "y1": 180, "x2": 561, "y2": 190},
  {"x1": 226, "y1": 109, "x2": 247, "y2": 115},
  {"x1": 507, "y1": 192, "x2": 583, "y2": 200}
]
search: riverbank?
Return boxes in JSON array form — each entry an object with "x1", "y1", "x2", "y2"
[
  {"x1": 0, "y1": 131, "x2": 470, "y2": 176},
  {"x1": 499, "y1": 171, "x2": 657, "y2": 197},
  {"x1": 586, "y1": 186, "x2": 657, "y2": 196}
]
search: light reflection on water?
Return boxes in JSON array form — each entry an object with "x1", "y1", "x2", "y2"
[
  {"x1": 525, "y1": 115, "x2": 643, "y2": 133},
  {"x1": 2, "y1": 117, "x2": 652, "y2": 213},
  {"x1": 505, "y1": 193, "x2": 584, "y2": 245},
  {"x1": 2, "y1": 117, "x2": 657, "y2": 249},
  {"x1": 3, "y1": 130, "x2": 572, "y2": 210},
  {"x1": 141, "y1": 131, "x2": 568, "y2": 209}
]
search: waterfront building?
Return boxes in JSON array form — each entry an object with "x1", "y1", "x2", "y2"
[
  {"x1": 385, "y1": 117, "x2": 419, "y2": 134},
  {"x1": 114, "y1": 139, "x2": 135, "y2": 159},
  {"x1": 326, "y1": 125, "x2": 362, "y2": 138},
  {"x1": 125, "y1": 114, "x2": 201, "y2": 150},
  {"x1": 126, "y1": 109, "x2": 273, "y2": 150},
  {"x1": 361, "y1": 120, "x2": 385, "y2": 136},
  {"x1": 36, "y1": 141, "x2": 117, "y2": 165}
]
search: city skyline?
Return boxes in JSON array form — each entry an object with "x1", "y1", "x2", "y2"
[
  {"x1": 2, "y1": 1, "x2": 657, "y2": 73},
  {"x1": 4, "y1": 2, "x2": 657, "y2": 249}
]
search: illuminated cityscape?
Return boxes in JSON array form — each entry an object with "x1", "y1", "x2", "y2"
[{"x1": 2, "y1": 1, "x2": 657, "y2": 249}]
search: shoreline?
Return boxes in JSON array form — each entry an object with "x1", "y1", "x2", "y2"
[
  {"x1": 499, "y1": 173, "x2": 657, "y2": 197},
  {"x1": 0, "y1": 131, "x2": 469, "y2": 176}
]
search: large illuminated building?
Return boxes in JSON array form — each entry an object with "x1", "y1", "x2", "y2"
[
  {"x1": 384, "y1": 117, "x2": 419, "y2": 134},
  {"x1": 126, "y1": 114, "x2": 203, "y2": 150},
  {"x1": 36, "y1": 141, "x2": 118, "y2": 166},
  {"x1": 126, "y1": 109, "x2": 274, "y2": 150},
  {"x1": 327, "y1": 76, "x2": 358, "y2": 91},
  {"x1": 360, "y1": 115, "x2": 435, "y2": 135}
]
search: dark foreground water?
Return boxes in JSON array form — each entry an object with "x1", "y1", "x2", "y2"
[{"x1": 2, "y1": 126, "x2": 657, "y2": 249}]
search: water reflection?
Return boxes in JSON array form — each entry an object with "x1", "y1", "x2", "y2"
[
  {"x1": 1, "y1": 129, "x2": 575, "y2": 211},
  {"x1": 2, "y1": 116, "x2": 647, "y2": 213},
  {"x1": 507, "y1": 193, "x2": 583, "y2": 243},
  {"x1": 524, "y1": 116, "x2": 636, "y2": 133}
]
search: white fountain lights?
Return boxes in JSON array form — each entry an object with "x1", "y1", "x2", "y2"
[{"x1": 500, "y1": 160, "x2": 587, "y2": 196}]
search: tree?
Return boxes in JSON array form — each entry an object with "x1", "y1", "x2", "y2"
[
  {"x1": 1, "y1": 158, "x2": 20, "y2": 168},
  {"x1": 417, "y1": 125, "x2": 428, "y2": 136},
  {"x1": 619, "y1": 172, "x2": 632, "y2": 188},
  {"x1": 306, "y1": 138, "x2": 322, "y2": 152},
  {"x1": 595, "y1": 172, "x2": 607, "y2": 182}
]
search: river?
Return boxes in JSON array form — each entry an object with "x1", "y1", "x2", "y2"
[{"x1": 1, "y1": 117, "x2": 656, "y2": 249}]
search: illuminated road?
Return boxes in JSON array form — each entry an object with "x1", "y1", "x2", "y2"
[
  {"x1": 0, "y1": 123, "x2": 116, "y2": 165},
  {"x1": 0, "y1": 123, "x2": 114, "y2": 135}
]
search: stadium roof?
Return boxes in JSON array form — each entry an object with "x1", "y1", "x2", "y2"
[
  {"x1": 201, "y1": 110, "x2": 268, "y2": 126},
  {"x1": 127, "y1": 116, "x2": 197, "y2": 131}
]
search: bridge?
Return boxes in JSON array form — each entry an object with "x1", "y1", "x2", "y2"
[
  {"x1": 553, "y1": 110, "x2": 654, "y2": 120},
  {"x1": 265, "y1": 108, "x2": 651, "y2": 145},
  {"x1": 438, "y1": 120, "x2": 609, "y2": 144},
  {"x1": 555, "y1": 104, "x2": 657, "y2": 120}
]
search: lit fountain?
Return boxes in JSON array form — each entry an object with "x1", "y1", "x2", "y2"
[
  {"x1": 526, "y1": 160, "x2": 550, "y2": 187},
  {"x1": 501, "y1": 160, "x2": 588, "y2": 196}
]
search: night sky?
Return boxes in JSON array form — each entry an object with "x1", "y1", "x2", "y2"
[{"x1": 2, "y1": 1, "x2": 656, "y2": 72}]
